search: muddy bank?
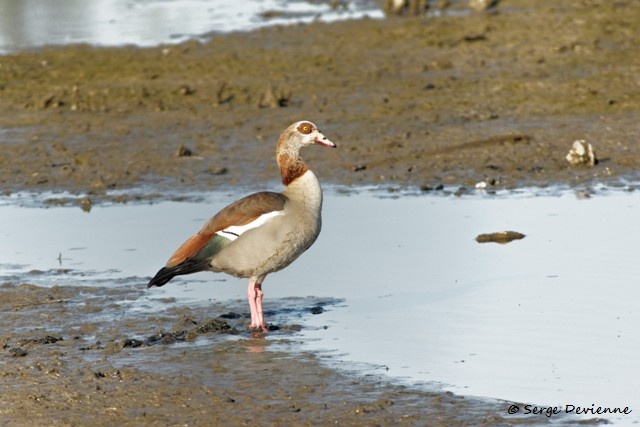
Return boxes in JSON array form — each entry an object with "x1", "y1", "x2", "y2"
[
  {"x1": 0, "y1": 0, "x2": 639, "y2": 205},
  {"x1": 0, "y1": 283, "x2": 558, "y2": 426}
]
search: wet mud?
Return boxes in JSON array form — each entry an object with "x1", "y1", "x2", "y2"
[
  {"x1": 0, "y1": 283, "x2": 557, "y2": 426},
  {"x1": 0, "y1": 0, "x2": 633, "y2": 424},
  {"x1": 1, "y1": 0, "x2": 639, "y2": 206}
]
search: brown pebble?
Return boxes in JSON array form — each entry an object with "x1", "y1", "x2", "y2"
[
  {"x1": 175, "y1": 144, "x2": 194, "y2": 157},
  {"x1": 476, "y1": 231, "x2": 525, "y2": 244},
  {"x1": 208, "y1": 165, "x2": 228, "y2": 175}
]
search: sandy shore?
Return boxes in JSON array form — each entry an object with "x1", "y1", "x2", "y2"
[{"x1": 1, "y1": 0, "x2": 636, "y2": 424}]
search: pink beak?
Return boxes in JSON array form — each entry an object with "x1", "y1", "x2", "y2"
[{"x1": 314, "y1": 132, "x2": 337, "y2": 148}]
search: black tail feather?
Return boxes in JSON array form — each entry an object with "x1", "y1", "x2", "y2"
[{"x1": 147, "y1": 259, "x2": 211, "y2": 288}]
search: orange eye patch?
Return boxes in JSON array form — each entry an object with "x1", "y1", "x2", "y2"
[{"x1": 297, "y1": 122, "x2": 313, "y2": 134}]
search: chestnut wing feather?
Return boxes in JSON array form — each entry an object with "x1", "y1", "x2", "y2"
[{"x1": 165, "y1": 192, "x2": 288, "y2": 267}]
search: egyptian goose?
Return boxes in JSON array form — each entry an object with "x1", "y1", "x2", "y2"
[{"x1": 148, "y1": 121, "x2": 336, "y2": 331}]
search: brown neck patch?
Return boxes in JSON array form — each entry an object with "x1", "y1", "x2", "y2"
[{"x1": 278, "y1": 153, "x2": 309, "y2": 186}]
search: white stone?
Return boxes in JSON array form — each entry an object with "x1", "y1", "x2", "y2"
[{"x1": 566, "y1": 139, "x2": 596, "y2": 166}]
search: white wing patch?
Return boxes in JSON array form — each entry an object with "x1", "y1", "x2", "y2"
[{"x1": 215, "y1": 211, "x2": 282, "y2": 241}]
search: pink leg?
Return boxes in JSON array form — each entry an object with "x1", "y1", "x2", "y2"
[{"x1": 247, "y1": 281, "x2": 267, "y2": 332}]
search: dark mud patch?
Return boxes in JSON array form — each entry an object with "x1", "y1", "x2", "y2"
[{"x1": 0, "y1": 282, "x2": 570, "y2": 425}]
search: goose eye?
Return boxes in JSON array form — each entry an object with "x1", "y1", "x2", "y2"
[{"x1": 298, "y1": 123, "x2": 312, "y2": 134}]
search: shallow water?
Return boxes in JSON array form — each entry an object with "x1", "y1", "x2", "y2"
[
  {"x1": 0, "y1": 0, "x2": 382, "y2": 53},
  {"x1": 303, "y1": 187, "x2": 640, "y2": 424},
  {"x1": 1, "y1": 187, "x2": 639, "y2": 423}
]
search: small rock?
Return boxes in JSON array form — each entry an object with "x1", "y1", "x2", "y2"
[
  {"x1": 122, "y1": 338, "x2": 144, "y2": 348},
  {"x1": 40, "y1": 94, "x2": 57, "y2": 109},
  {"x1": 219, "y1": 312, "x2": 242, "y2": 319},
  {"x1": 422, "y1": 184, "x2": 445, "y2": 191},
  {"x1": 454, "y1": 186, "x2": 470, "y2": 197},
  {"x1": 258, "y1": 86, "x2": 291, "y2": 108},
  {"x1": 208, "y1": 165, "x2": 228, "y2": 176},
  {"x1": 16, "y1": 335, "x2": 63, "y2": 345},
  {"x1": 9, "y1": 347, "x2": 28, "y2": 357},
  {"x1": 196, "y1": 319, "x2": 231, "y2": 333},
  {"x1": 310, "y1": 306, "x2": 324, "y2": 315},
  {"x1": 463, "y1": 33, "x2": 487, "y2": 42},
  {"x1": 80, "y1": 198, "x2": 92, "y2": 212},
  {"x1": 79, "y1": 342, "x2": 104, "y2": 351},
  {"x1": 566, "y1": 140, "x2": 597, "y2": 166},
  {"x1": 470, "y1": 0, "x2": 499, "y2": 12},
  {"x1": 175, "y1": 144, "x2": 194, "y2": 157},
  {"x1": 382, "y1": 0, "x2": 428, "y2": 16},
  {"x1": 476, "y1": 231, "x2": 525, "y2": 244},
  {"x1": 214, "y1": 81, "x2": 234, "y2": 106},
  {"x1": 178, "y1": 84, "x2": 195, "y2": 96}
]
